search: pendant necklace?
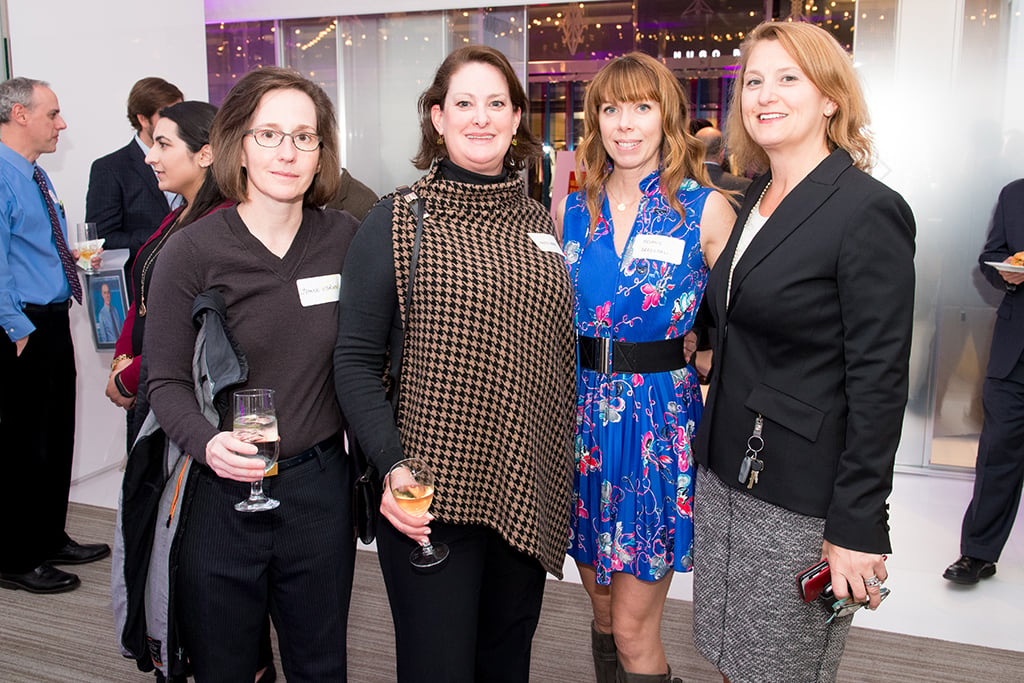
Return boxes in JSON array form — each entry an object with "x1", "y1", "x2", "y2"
[{"x1": 606, "y1": 187, "x2": 639, "y2": 212}]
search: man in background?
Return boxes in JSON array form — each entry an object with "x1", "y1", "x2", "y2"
[
  {"x1": 944, "y1": 178, "x2": 1024, "y2": 585},
  {"x1": 0, "y1": 77, "x2": 110, "y2": 595},
  {"x1": 85, "y1": 77, "x2": 182, "y2": 295},
  {"x1": 327, "y1": 168, "x2": 378, "y2": 221},
  {"x1": 696, "y1": 126, "x2": 751, "y2": 199}
]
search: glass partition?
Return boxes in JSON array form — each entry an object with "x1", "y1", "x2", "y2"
[{"x1": 205, "y1": 0, "x2": 1024, "y2": 473}]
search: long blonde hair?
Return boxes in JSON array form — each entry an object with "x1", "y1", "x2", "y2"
[
  {"x1": 576, "y1": 52, "x2": 711, "y2": 235},
  {"x1": 725, "y1": 21, "x2": 875, "y2": 174}
]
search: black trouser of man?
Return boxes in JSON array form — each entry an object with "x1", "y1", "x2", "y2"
[
  {"x1": 0, "y1": 303, "x2": 76, "y2": 573},
  {"x1": 176, "y1": 440, "x2": 355, "y2": 682},
  {"x1": 377, "y1": 518, "x2": 547, "y2": 682},
  {"x1": 961, "y1": 355, "x2": 1024, "y2": 562}
]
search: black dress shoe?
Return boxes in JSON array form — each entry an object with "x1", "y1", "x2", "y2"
[
  {"x1": 47, "y1": 538, "x2": 111, "y2": 565},
  {"x1": 0, "y1": 564, "x2": 81, "y2": 593},
  {"x1": 943, "y1": 555, "x2": 996, "y2": 584}
]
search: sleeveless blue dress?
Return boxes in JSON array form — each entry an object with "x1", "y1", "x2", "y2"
[{"x1": 563, "y1": 169, "x2": 711, "y2": 585}]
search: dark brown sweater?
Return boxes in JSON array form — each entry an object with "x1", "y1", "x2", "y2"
[{"x1": 145, "y1": 205, "x2": 359, "y2": 462}]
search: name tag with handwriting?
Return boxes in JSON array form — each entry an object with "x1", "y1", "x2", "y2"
[
  {"x1": 297, "y1": 274, "x2": 341, "y2": 307},
  {"x1": 630, "y1": 234, "x2": 685, "y2": 265}
]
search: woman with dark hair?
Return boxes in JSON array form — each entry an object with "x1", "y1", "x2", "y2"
[
  {"x1": 144, "y1": 68, "x2": 359, "y2": 681},
  {"x1": 555, "y1": 52, "x2": 733, "y2": 682},
  {"x1": 691, "y1": 22, "x2": 915, "y2": 682},
  {"x1": 334, "y1": 45, "x2": 576, "y2": 681},
  {"x1": 105, "y1": 101, "x2": 229, "y2": 446}
]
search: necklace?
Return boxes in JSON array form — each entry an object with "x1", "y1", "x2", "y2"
[
  {"x1": 137, "y1": 213, "x2": 182, "y2": 316},
  {"x1": 606, "y1": 187, "x2": 640, "y2": 212}
]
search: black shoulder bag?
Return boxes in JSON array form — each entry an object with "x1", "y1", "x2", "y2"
[{"x1": 352, "y1": 186, "x2": 424, "y2": 544}]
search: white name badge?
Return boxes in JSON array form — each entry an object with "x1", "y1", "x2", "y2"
[
  {"x1": 528, "y1": 232, "x2": 564, "y2": 255},
  {"x1": 297, "y1": 274, "x2": 341, "y2": 307},
  {"x1": 630, "y1": 234, "x2": 685, "y2": 265}
]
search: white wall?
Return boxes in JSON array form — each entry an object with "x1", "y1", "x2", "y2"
[{"x1": 6, "y1": 0, "x2": 209, "y2": 482}]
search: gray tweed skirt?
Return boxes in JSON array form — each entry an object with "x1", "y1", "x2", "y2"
[{"x1": 692, "y1": 466, "x2": 853, "y2": 683}]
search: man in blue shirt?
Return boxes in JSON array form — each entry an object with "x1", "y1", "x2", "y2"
[{"x1": 0, "y1": 77, "x2": 110, "y2": 595}]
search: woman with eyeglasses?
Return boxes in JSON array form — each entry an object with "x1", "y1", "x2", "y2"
[{"x1": 144, "y1": 67, "x2": 360, "y2": 681}]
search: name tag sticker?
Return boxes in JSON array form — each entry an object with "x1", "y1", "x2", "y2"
[
  {"x1": 528, "y1": 232, "x2": 563, "y2": 255},
  {"x1": 297, "y1": 274, "x2": 341, "y2": 307},
  {"x1": 631, "y1": 234, "x2": 685, "y2": 265}
]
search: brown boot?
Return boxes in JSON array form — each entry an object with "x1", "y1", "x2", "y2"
[
  {"x1": 615, "y1": 662, "x2": 681, "y2": 683},
  {"x1": 591, "y1": 621, "x2": 618, "y2": 683}
]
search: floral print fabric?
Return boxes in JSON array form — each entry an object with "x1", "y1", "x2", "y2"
[{"x1": 563, "y1": 170, "x2": 711, "y2": 585}]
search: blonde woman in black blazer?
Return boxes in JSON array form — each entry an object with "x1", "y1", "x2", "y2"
[{"x1": 690, "y1": 22, "x2": 915, "y2": 683}]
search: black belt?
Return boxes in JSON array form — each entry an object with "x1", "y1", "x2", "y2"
[
  {"x1": 578, "y1": 335, "x2": 689, "y2": 374},
  {"x1": 23, "y1": 300, "x2": 71, "y2": 314},
  {"x1": 276, "y1": 433, "x2": 341, "y2": 472}
]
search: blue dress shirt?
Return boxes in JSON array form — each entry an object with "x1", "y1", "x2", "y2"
[{"x1": 0, "y1": 141, "x2": 73, "y2": 342}]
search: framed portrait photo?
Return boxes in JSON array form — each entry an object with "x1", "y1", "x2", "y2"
[{"x1": 87, "y1": 271, "x2": 128, "y2": 350}]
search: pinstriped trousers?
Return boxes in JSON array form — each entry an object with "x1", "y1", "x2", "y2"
[{"x1": 175, "y1": 443, "x2": 355, "y2": 682}]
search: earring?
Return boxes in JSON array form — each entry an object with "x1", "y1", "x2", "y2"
[
  {"x1": 824, "y1": 107, "x2": 835, "y2": 116},
  {"x1": 511, "y1": 136, "x2": 518, "y2": 147},
  {"x1": 436, "y1": 135, "x2": 444, "y2": 145}
]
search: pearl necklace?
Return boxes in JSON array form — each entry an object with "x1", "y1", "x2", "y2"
[{"x1": 726, "y1": 180, "x2": 772, "y2": 308}]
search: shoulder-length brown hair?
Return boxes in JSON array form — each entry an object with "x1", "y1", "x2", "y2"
[
  {"x1": 210, "y1": 66, "x2": 341, "y2": 206},
  {"x1": 725, "y1": 21, "x2": 875, "y2": 175},
  {"x1": 577, "y1": 52, "x2": 711, "y2": 235},
  {"x1": 411, "y1": 45, "x2": 541, "y2": 172}
]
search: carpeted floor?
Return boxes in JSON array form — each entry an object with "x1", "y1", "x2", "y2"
[{"x1": 0, "y1": 503, "x2": 1020, "y2": 682}]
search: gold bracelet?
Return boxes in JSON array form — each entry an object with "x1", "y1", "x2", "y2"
[{"x1": 110, "y1": 353, "x2": 133, "y2": 371}]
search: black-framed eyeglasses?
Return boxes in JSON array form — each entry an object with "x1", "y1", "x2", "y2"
[{"x1": 246, "y1": 128, "x2": 322, "y2": 152}]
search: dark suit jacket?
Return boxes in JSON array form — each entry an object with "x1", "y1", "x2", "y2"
[
  {"x1": 326, "y1": 168, "x2": 378, "y2": 221},
  {"x1": 693, "y1": 149, "x2": 916, "y2": 553},
  {"x1": 704, "y1": 161, "x2": 752, "y2": 199},
  {"x1": 979, "y1": 179, "x2": 1024, "y2": 379},
  {"x1": 86, "y1": 140, "x2": 171, "y2": 260}
]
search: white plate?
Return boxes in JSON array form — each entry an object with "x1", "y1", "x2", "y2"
[{"x1": 984, "y1": 261, "x2": 1024, "y2": 273}]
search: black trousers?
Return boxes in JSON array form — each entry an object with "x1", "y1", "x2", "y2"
[
  {"x1": 961, "y1": 356, "x2": 1024, "y2": 562},
  {"x1": 0, "y1": 305, "x2": 75, "y2": 573},
  {"x1": 376, "y1": 519, "x2": 547, "y2": 682},
  {"x1": 175, "y1": 442, "x2": 355, "y2": 682}
]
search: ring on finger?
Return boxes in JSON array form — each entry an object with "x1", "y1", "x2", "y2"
[{"x1": 864, "y1": 575, "x2": 882, "y2": 588}]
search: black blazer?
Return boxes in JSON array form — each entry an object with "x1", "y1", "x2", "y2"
[
  {"x1": 86, "y1": 140, "x2": 172, "y2": 258},
  {"x1": 979, "y1": 178, "x2": 1024, "y2": 379},
  {"x1": 693, "y1": 149, "x2": 916, "y2": 554}
]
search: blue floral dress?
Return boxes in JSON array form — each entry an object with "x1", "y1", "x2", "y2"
[{"x1": 563, "y1": 169, "x2": 711, "y2": 585}]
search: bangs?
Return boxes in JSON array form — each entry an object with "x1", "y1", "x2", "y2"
[{"x1": 589, "y1": 59, "x2": 662, "y2": 108}]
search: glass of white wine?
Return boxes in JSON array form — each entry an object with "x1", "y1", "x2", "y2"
[
  {"x1": 232, "y1": 388, "x2": 280, "y2": 512},
  {"x1": 388, "y1": 458, "x2": 449, "y2": 568},
  {"x1": 74, "y1": 222, "x2": 104, "y2": 274}
]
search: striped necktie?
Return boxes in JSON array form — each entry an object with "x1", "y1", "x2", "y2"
[{"x1": 32, "y1": 165, "x2": 82, "y2": 304}]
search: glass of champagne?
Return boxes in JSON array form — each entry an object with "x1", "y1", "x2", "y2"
[
  {"x1": 388, "y1": 458, "x2": 449, "y2": 568},
  {"x1": 74, "y1": 222, "x2": 104, "y2": 274},
  {"x1": 232, "y1": 388, "x2": 280, "y2": 512}
]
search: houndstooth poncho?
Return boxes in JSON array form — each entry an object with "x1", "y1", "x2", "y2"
[{"x1": 391, "y1": 164, "x2": 576, "y2": 576}]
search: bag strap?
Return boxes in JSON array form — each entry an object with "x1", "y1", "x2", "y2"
[
  {"x1": 387, "y1": 185, "x2": 424, "y2": 419},
  {"x1": 396, "y1": 185, "x2": 425, "y2": 321}
]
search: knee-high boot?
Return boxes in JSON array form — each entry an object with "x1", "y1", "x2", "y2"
[{"x1": 591, "y1": 621, "x2": 618, "y2": 683}]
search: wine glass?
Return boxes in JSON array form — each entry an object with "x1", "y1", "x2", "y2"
[
  {"x1": 388, "y1": 458, "x2": 449, "y2": 568},
  {"x1": 232, "y1": 388, "x2": 280, "y2": 512},
  {"x1": 73, "y1": 222, "x2": 104, "y2": 274}
]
